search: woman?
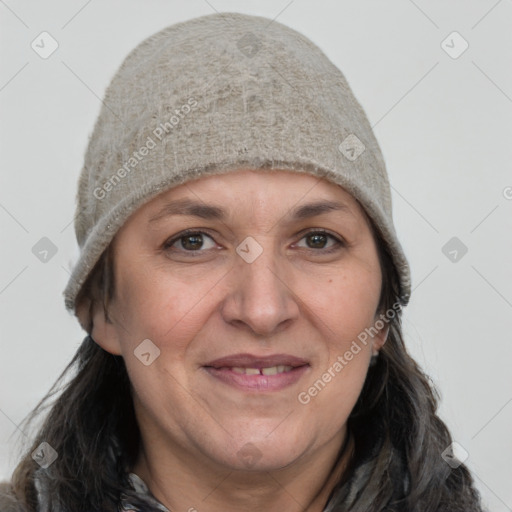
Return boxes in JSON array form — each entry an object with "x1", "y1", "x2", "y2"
[{"x1": 0, "y1": 12, "x2": 484, "y2": 512}]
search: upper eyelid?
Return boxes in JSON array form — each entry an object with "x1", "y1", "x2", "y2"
[{"x1": 164, "y1": 228, "x2": 344, "y2": 249}]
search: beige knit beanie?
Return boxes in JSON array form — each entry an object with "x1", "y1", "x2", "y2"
[{"x1": 63, "y1": 12, "x2": 411, "y2": 329}]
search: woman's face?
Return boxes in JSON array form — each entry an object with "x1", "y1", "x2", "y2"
[{"x1": 90, "y1": 169, "x2": 387, "y2": 472}]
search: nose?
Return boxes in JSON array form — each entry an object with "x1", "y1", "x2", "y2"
[{"x1": 220, "y1": 237, "x2": 300, "y2": 338}]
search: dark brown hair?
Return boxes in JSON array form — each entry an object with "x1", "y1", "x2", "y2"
[{"x1": 7, "y1": 219, "x2": 484, "y2": 511}]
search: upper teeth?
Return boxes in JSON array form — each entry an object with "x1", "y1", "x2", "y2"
[{"x1": 231, "y1": 365, "x2": 293, "y2": 375}]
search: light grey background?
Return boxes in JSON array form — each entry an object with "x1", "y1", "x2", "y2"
[{"x1": 1, "y1": 1, "x2": 511, "y2": 510}]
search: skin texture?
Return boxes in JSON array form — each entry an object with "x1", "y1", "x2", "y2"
[{"x1": 88, "y1": 168, "x2": 388, "y2": 512}]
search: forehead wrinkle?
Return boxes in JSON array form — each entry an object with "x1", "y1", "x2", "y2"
[{"x1": 148, "y1": 197, "x2": 357, "y2": 228}]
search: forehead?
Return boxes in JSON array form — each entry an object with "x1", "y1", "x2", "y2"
[
  {"x1": 143, "y1": 168, "x2": 366, "y2": 221},
  {"x1": 109, "y1": 170, "x2": 374, "y2": 251}
]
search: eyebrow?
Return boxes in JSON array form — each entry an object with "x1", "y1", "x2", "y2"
[{"x1": 148, "y1": 198, "x2": 354, "y2": 224}]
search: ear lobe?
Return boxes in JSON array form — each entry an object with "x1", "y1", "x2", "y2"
[
  {"x1": 76, "y1": 297, "x2": 93, "y2": 334},
  {"x1": 373, "y1": 323, "x2": 390, "y2": 352},
  {"x1": 89, "y1": 300, "x2": 123, "y2": 356}
]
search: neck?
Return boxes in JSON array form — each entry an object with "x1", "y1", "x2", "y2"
[{"x1": 131, "y1": 428, "x2": 355, "y2": 512}]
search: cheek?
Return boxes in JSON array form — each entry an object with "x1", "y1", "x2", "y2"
[
  {"x1": 114, "y1": 261, "x2": 189, "y2": 338},
  {"x1": 298, "y1": 341, "x2": 371, "y2": 434},
  {"x1": 113, "y1": 260, "x2": 223, "y2": 376},
  {"x1": 316, "y1": 258, "x2": 381, "y2": 339},
  {"x1": 116, "y1": 269, "x2": 195, "y2": 423},
  {"x1": 296, "y1": 254, "x2": 379, "y2": 420}
]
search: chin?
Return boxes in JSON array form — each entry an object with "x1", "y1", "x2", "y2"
[
  {"x1": 229, "y1": 448, "x2": 303, "y2": 472},
  {"x1": 211, "y1": 432, "x2": 310, "y2": 472}
]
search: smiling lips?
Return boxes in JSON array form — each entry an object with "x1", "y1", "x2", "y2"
[
  {"x1": 204, "y1": 353, "x2": 310, "y2": 391},
  {"x1": 232, "y1": 365, "x2": 294, "y2": 375}
]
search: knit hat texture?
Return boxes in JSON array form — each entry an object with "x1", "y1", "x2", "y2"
[{"x1": 63, "y1": 12, "x2": 411, "y2": 329}]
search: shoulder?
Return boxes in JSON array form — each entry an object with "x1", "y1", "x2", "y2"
[{"x1": 0, "y1": 481, "x2": 28, "y2": 512}]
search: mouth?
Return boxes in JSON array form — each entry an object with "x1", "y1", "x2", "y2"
[
  {"x1": 230, "y1": 365, "x2": 295, "y2": 375},
  {"x1": 203, "y1": 353, "x2": 310, "y2": 392}
]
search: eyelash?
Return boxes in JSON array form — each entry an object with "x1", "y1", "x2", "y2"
[{"x1": 162, "y1": 228, "x2": 345, "y2": 256}]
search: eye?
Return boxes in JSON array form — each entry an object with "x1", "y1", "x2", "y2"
[
  {"x1": 163, "y1": 230, "x2": 217, "y2": 253},
  {"x1": 294, "y1": 230, "x2": 344, "y2": 253},
  {"x1": 163, "y1": 229, "x2": 345, "y2": 255}
]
